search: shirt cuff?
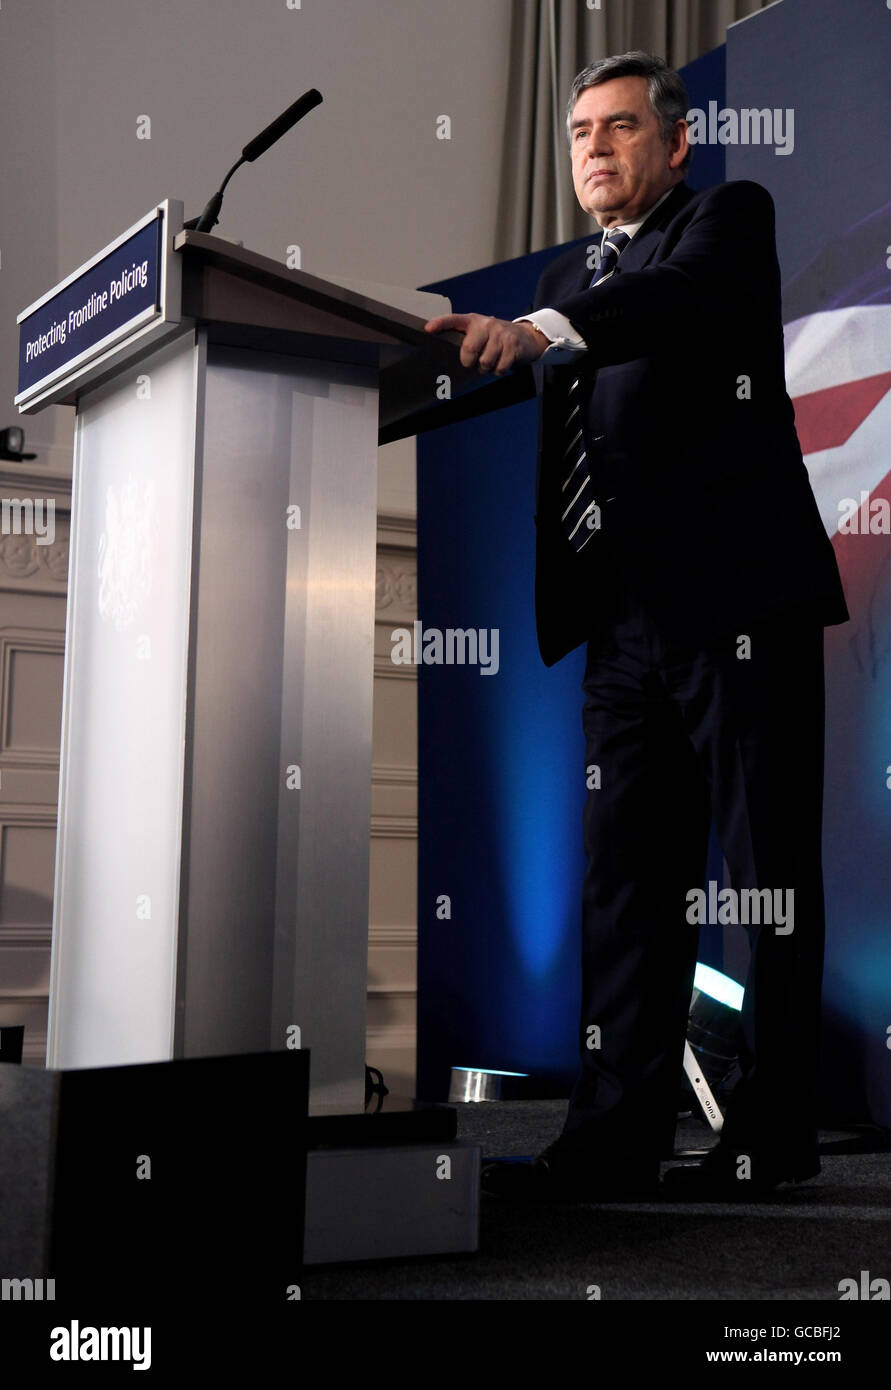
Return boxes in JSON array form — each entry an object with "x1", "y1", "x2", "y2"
[{"x1": 513, "y1": 308, "x2": 587, "y2": 361}]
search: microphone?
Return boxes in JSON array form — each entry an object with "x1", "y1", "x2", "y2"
[{"x1": 184, "y1": 89, "x2": 323, "y2": 234}]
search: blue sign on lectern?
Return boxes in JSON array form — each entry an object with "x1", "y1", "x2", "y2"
[{"x1": 15, "y1": 204, "x2": 175, "y2": 410}]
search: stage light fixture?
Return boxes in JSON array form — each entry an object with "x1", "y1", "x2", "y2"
[
  {"x1": 682, "y1": 962, "x2": 744, "y2": 1134},
  {"x1": 0, "y1": 426, "x2": 37, "y2": 460},
  {"x1": 448, "y1": 1067, "x2": 529, "y2": 1103}
]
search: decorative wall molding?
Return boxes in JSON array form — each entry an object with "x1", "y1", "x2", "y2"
[
  {"x1": 0, "y1": 464, "x2": 65, "y2": 1064},
  {"x1": 0, "y1": 436, "x2": 74, "y2": 478},
  {"x1": 370, "y1": 813, "x2": 417, "y2": 840},
  {"x1": 370, "y1": 506, "x2": 417, "y2": 1084},
  {"x1": 0, "y1": 459, "x2": 73, "y2": 499},
  {"x1": 368, "y1": 924, "x2": 417, "y2": 945},
  {"x1": 375, "y1": 555, "x2": 417, "y2": 623},
  {"x1": 365, "y1": 1024, "x2": 416, "y2": 1048},
  {"x1": 0, "y1": 461, "x2": 72, "y2": 591},
  {"x1": 0, "y1": 631, "x2": 65, "y2": 764},
  {"x1": 373, "y1": 653, "x2": 417, "y2": 682},
  {"x1": 0, "y1": 925, "x2": 53, "y2": 947},
  {"x1": 372, "y1": 763, "x2": 417, "y2": 788},
  {"x1": 0, "y1": 804, "x2": 58, "y2": 828},
  {"x1": 21, "y1": 1035, "x2": 48, "y2": 1064},
  {"x1": 0, "y1": 527, "x2": 70, "y2": 591},
  {"x1": 376, "y1": 511, "x2": 417, "y2": 552}
]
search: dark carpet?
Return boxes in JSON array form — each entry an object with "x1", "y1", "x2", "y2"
[{"x1": 300, "y1": 1099, "x2": 891, "y2": 1301}]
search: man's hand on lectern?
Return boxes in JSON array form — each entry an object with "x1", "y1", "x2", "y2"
[{"x1": 424, "y1": 313, "x2": 549, "y2": 375}]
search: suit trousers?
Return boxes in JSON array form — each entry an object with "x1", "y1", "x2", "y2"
[{"x1": 561, "y1": 569, "x2": 827, "y2": 1172}]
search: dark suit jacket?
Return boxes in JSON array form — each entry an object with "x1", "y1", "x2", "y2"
[{"x1": 530, "y1": 179, "x2": 848, "y2": 666}]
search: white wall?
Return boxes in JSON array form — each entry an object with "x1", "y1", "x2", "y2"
[{"x1": 2, "y1": 0, "x2": 516, "y2": 486}]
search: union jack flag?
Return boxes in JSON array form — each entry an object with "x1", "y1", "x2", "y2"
[{"x1": 783, "y1": 200, "x2": 891, "y2": 674}]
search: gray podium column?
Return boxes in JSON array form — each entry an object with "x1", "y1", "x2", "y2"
[
  {"x1": 47, "y1": 328, "x2": 378, "y2": 1112},
  {"x1": 47, "y1": 332, "x2": 199, "y2": 1071}
]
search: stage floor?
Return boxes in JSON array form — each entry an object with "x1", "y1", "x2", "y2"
[{"x1": 300, "y1": 1098, "x2": 890, "y2": 1300}]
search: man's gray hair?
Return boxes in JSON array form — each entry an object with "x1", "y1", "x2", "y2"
[{"x1": 566, "y1": 51, "x2": 691, "y2": 172}]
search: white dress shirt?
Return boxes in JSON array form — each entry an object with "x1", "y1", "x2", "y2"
[{"x1": 513, "y1": 186, "x2": 675, "y2": 362}]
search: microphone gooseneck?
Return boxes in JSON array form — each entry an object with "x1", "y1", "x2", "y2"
[{"x1": 184, "y1": 89, "x2": 323, "y2": 235}]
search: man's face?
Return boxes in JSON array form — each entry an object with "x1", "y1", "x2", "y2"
[{"x1": 569, "y1": 75, "x2": 687, "y2": 228}]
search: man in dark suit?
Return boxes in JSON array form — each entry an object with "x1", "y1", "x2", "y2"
[{"x1": 424, "y1": 52, "x2": 847, "y2": 1201}]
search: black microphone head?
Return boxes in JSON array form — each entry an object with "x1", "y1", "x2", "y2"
[
  {"x1": 242, "y1": 89, "x2": 323, "y2": 163},
  {"x1": 186, "y1": 90, "x2": 323, "y2": 239}
]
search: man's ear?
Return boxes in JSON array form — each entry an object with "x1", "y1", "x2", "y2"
[{"x1": 668, "y1": 119, "x2": 689, "y2": 171}]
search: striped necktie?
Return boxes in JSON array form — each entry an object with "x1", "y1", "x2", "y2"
[{"x1": 560, "y1": 228, "x2": 631, "y2": 553}]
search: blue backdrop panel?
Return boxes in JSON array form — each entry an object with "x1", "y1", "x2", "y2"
[
  {"x1": 679, "y1": 44, "x2": 727, "y2": 193},
  {"x1": 726, "y1": 0, "x2": 891, "y2": 1125},
  {"x1": 415, "y1": 249, "x2": 585, "y2": 1103},
  {"x1": 416, "y1": 55, "x2": 727, "y2": 1102}
]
